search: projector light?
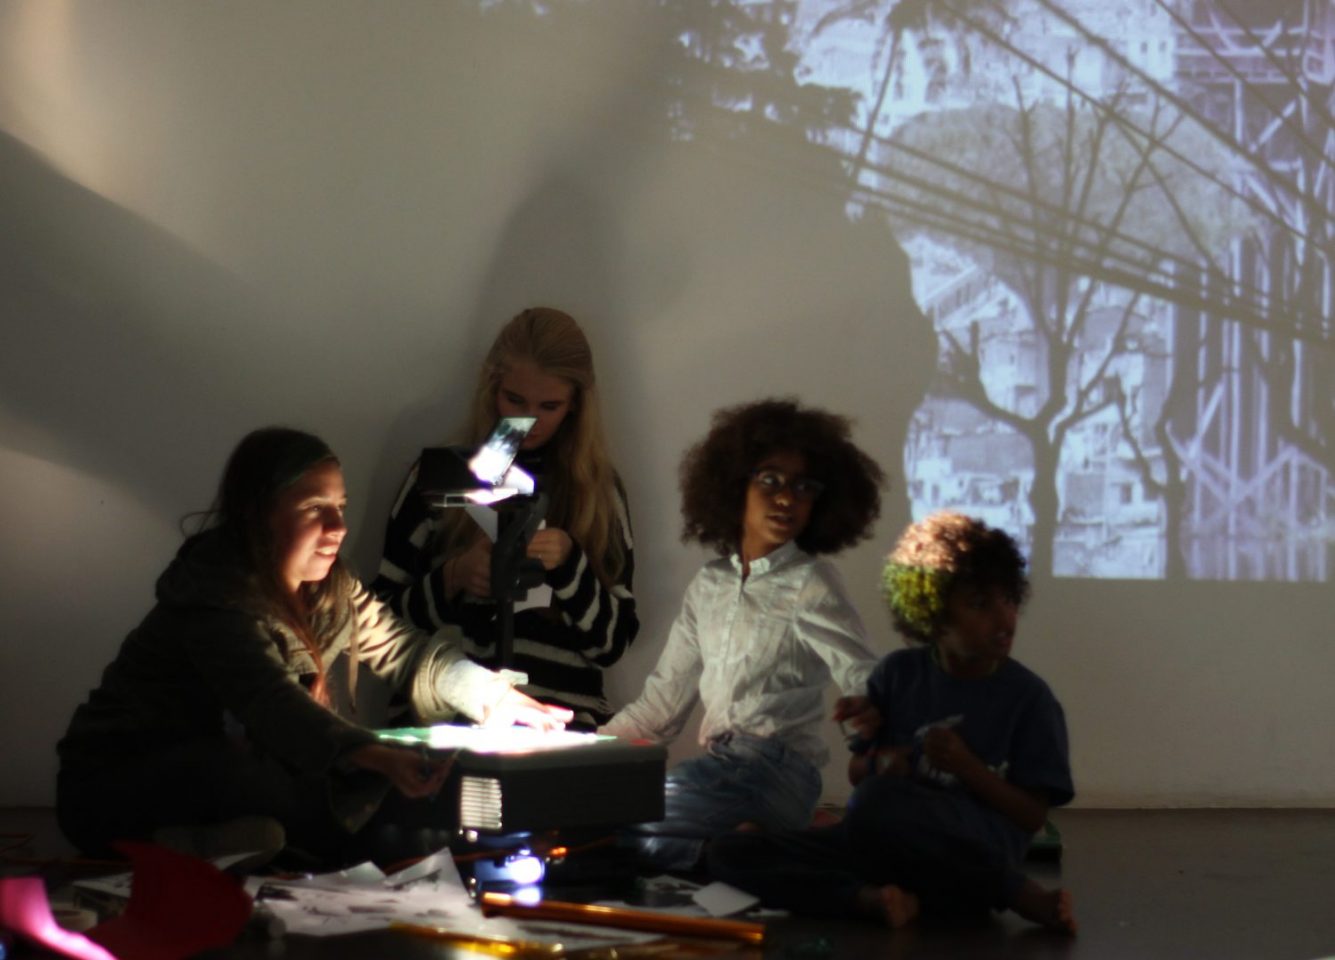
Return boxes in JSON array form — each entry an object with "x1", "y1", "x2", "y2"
[{"x1": 471, "y1": 851, "x2": 547, "y2": 888}]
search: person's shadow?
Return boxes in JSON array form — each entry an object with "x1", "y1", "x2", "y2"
[{"x1": 0, "y1": 129, "x2": 329, "y2": 514}]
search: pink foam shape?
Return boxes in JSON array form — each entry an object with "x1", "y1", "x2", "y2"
[
  {"x1": 86, "y1": 842, "x2": 252, "y2": 960},
  {"x1": 0, "y1": 875, "x2": 119, "y2": 960}
]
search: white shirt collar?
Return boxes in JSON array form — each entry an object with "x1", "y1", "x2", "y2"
[{"x1": 730, "y1": 539, "x2": 803, "y2": 577}]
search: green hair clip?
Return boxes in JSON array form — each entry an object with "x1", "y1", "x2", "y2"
[{"x1": 881, "y1": 561, "x2": 950, "y2": 641}]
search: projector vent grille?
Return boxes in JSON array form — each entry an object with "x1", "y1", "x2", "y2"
[{"x1": 459, "y1": 775, "x2": 503, "y2": 831}]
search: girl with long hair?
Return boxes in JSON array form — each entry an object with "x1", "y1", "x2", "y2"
[
  {"x1": 57, "y1": 427, "x2": 566, "y2": 863},
  {"x1": 374, "y1": 308, "x2": 637, "y2": 728}
]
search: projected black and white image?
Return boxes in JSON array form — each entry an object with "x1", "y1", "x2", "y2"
[{"x1": 658, "y1": 0, "x2": 1332, "y2": 581}]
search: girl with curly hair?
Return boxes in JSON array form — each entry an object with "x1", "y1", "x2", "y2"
[
  {"x1": 603, "y1": 398, "x2": 884, "y2": 871},
  {"x1": 373, "y1": 308, "x2": 636, "y2": 729},
  {"x1": 709, "y1": 512, "x2": 1076, "y2": 933}
]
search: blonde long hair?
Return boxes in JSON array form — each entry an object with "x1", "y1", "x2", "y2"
[{"x1": 440, "y1": 308, "x2": 624, "y2": 585}]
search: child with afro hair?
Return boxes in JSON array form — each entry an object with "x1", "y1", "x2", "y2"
[
  {"x1": 603, "y1": 398, "x2": 884, "y2": 872},
  {"x1": 708, "y1": 511, "x2": 1077, "y2": 933}
]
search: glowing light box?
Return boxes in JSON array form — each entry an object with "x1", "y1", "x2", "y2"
[{"x1": 377, "y1": 725, "x2": 666, "y2": 835}]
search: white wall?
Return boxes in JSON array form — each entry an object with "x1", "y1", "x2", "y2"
[{"x1": 1, "y1": 1, "x2": 1331, "y2": 809}]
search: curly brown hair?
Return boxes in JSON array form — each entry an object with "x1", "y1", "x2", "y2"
[
  {"x1": 679, "y1": 398, "x2": 884, "y2": 556},
  {"x1": 882, "y1": 511, "x2": 1030, "y2": 644}
]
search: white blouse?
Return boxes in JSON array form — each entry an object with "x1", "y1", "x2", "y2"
[{"x1": 603, "y1": 541, "x2": 876, "y2": 769}]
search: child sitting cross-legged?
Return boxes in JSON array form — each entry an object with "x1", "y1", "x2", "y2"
[
  {"x1": 602, "y1": 398, "x2": 884, "y2": 872},
  {"x1": 707, "y1": 511, "x2": 1077, "y2": 934}
]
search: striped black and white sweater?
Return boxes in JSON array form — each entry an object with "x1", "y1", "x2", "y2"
[{"x1": 371, "y1": 455, "x2": 637, "y2": 727}]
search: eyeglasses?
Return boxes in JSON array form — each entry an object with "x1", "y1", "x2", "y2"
[{"x1": 750, "y1": 470, "x2": 825, "y2": 501}]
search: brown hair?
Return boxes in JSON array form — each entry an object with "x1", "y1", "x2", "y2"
[{"x1": 206, "y1": 426, "x2": 354, "y2": 703}]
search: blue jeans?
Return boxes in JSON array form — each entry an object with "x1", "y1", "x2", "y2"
[{"x1": 625, "y1": 733, "x2": 822, "y2": 872}]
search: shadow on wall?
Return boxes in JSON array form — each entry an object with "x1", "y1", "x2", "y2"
[
  {"x1": 348, "y1": 0, "x2": 936, "y2": 574},
  {"x1": 350, "y1": 170, "x2": 628, "y2": 577},
  {"x1": 344, "y1": 170, "x2": 630, "y2": 722},
  {"x1": 612, "y1": 126, "x2": 934, "y2": 527},
  {"x1": 0, "y1": 130, "x2": 324, "y2": 515}
]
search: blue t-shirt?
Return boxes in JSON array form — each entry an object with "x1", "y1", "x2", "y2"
[{"x1": 861, "y1": 646, "x2": 1073, "y2": 856}]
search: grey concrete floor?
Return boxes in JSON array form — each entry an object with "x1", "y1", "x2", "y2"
[
  {"x1": 4, "y1": 808, "x2": 1334, "y2": 959},
  {"x1": 763, "y1": 809, "x2": 1335, "y2": 960}
]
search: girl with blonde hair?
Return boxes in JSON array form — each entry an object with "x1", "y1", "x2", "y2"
[{"x1": 374, "y1": 308, "x2": 637, "y2": 728}]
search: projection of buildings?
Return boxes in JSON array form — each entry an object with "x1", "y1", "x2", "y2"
[{"x1": 693, "y1": 0, "x2": 1333, "y2": 581}]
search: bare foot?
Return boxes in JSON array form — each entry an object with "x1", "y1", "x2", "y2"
[
  {"x1": 1010, "y1": 880, "x2": 1077, "y2": 935},
  {"x1": 856, "y1": 884, "x2": 920, "y2": 928},
  {"x1": 882, "y1": 886, "x2": 922, "y2": 928}
]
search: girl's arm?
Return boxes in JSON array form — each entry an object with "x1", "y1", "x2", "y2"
[
  {"x1": 834, "y1": 694, "x2": 907, "y2": 786},
  {"x1": 600, "y1": 572, "x2": 703, "y2": 744},
  {"x1": 541, "y1": 481, "x2": 639, "y2": 666},
  {"x1": 351, "y1": 580, "x2": 541, "y2": 725},
  {"x1": 183, "y1": 609, "x2": 379, "y2": 776},
  {"x1": 345, "y1": 743, "x2": 453, "y2": 799},
  {"x1": 793, "y1": 562, "x2": 879, "y2": 695},
  {"x1": 836, "y1": 689, "x2": 915, "y2": 786},
  {"x1": 371, "y1": 462, "x2": 465, "y2": 631}
]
